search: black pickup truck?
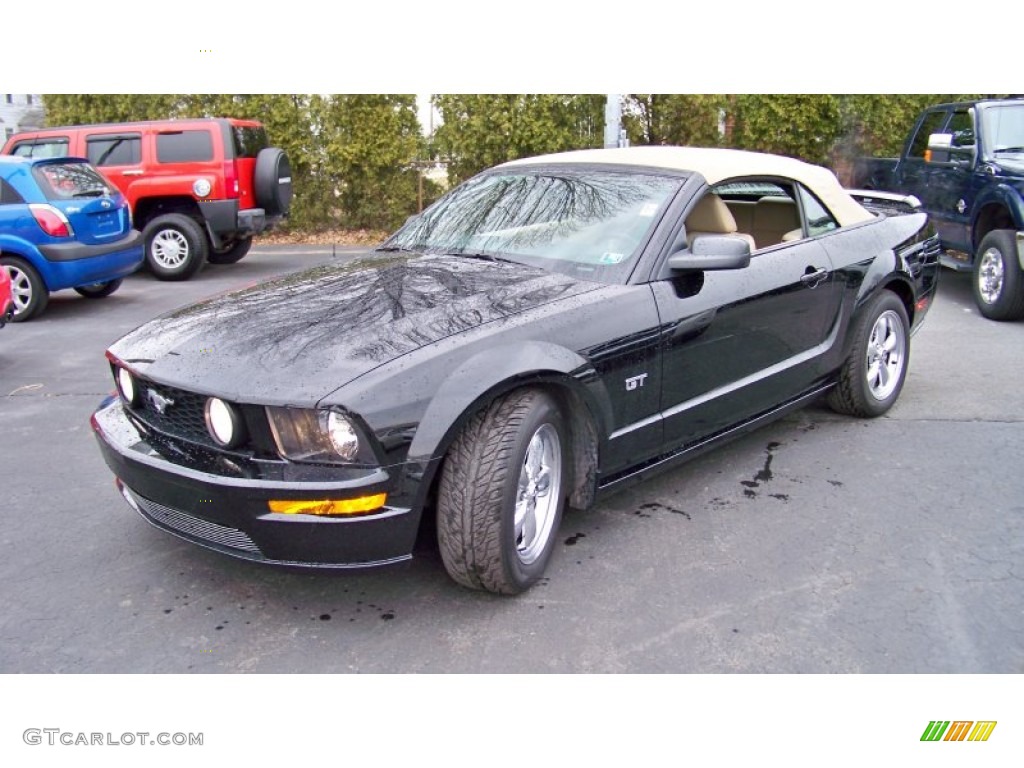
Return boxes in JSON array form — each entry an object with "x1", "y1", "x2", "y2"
[{"x1": 852, "y1": 98, "x2": 1024, "y2": 320}]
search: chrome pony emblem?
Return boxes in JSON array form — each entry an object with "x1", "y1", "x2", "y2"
[
  {"x1": 101, "y1": 199, "x2": 112, "y2": 209},
  {"x1": 147, "y1": 389, "x2": 175, "y2": 415}
]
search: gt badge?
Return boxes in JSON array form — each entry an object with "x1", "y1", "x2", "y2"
[{"x1": 625, "y1": 374, "x2": 648, "y2": 391}]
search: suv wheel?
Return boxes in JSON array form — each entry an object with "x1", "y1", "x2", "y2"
[
  {"x1": 254, "y1": 148, "x2": 293, "y2": 217},
  {"x1": 143, "y1": 214, "x2": 208, "y2": 281},
  {"x1": 207, "y1": 237, "x2": 253, "y2": 265}
]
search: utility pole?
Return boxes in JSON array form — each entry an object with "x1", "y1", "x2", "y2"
[{"x1": 604, "y1": 94, "x2": 629, "y2": 149}]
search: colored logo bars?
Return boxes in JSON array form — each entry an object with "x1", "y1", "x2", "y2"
[{"x1": 921, "y1": 721, "x2": 997, "y2": 742}]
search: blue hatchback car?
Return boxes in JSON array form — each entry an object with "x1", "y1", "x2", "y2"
[{"x1": 0, "y1": 155, "x2": 144, "y2": 321}]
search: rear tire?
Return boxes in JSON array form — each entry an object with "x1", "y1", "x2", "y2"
[
  {"x1": 972, "y1": 229, "x2": 1024, "y2": 321},
  {"x1": 437, "y1": 389, "x2": 567, "y2": 595},
  {"x1": 207, "y1": 237, "x2": 253, "y2": 265},
  {"x1": 1, "y1": 256, "x2": 49, "y2": 321},
  {"x1": 828, "y1": 291, "x2": 910, "y2": 418},
  {"x1": 143, "y1": 213, "x2": 208, "y2": 281},
  {"x1": 74, "y1": 279, "x2": 122, "y2": 298}
]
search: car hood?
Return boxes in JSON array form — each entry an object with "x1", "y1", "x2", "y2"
[
  {"x1": 109, "y1": 252, "x2": 605, "y2": 404},
  {"x1": 993, "y1": 157, "x2": 1024, "y2": 178}
]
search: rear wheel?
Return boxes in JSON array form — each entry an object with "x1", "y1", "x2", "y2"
[
  {"x1": 143, "y1": 213, "x2": 208, "y2": 281},
  {"x1": 207, "y1": 237, "x2": 253, "y2": 265},
  {"x1": 1, "y1": 256, "x2": 48, "y2": 321},
  {"x1": 972, "y1": 229, "x2": 1024, "y2": 321},
  {"x1": 437, "y1": 389, "x2": 567, "y2": 595},
  {"x1": 828, "y1": 291, "x2": 910, "y2": 418},
  {"x1": 74, "y1": 279, "x2": 122, "y2": 298}
]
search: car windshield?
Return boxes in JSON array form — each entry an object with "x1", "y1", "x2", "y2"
[
  {"x1": 33, "y1": 162, "x2": 112, "y2": 200},
  {"x1": 382, "y1": 168, "x2": 682, "y2": 282},
  {"x1": 982, "y1": 104, "x2": 1024, "y2": 154}
]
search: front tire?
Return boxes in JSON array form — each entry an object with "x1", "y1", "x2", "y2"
[
  {"x1": 972, "y1": 229, "x2": 1024, "y2": 321},
  {"x1": 828, "y1": 291, "x2": 910, "y2": 418},
  {"x1": 74, "y1": 279, "x2": 122, "y2": 298},
  {"x1": 143, "y1": 214, "x2": 208, "y2": 281},
  {"x1": 1, "y1": 256, "x2": 49, "y2": 321},
  {"x1": 437, "y1": 389, "x2": 567, "y2": 595}
]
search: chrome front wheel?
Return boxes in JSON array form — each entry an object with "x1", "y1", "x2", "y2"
[
  {"x1": 515, "y1": 423, "x2": 562, "y2": 565},
  {"x1": 438, "y1": 389, "x2": 568, "y2": 594}
]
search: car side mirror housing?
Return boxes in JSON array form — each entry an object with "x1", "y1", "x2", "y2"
[
  {"x1": 668, "y1": 235, "x2": 752, "y2": 272},
  {"x1": 926, "y1": 133, "x2": 952, "y2": 163}
]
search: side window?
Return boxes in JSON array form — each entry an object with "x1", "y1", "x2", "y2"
[
  {"x1": 796, "y1": 185, "x2": 838, "y2": 237},
  {"x1": 713, "y1": 180, "x2": 801, "y2": 251},
  {"x1": 9, "y1": 138, "x2": 70, "y2": 159},
  {"x1": 946, "y1": 108, "x2": 976, "y2": 162},
  {"x1": 156, "y1": 130, "x2": 214, "y2": 163},
  {"x1": 908, "y1": 111, "x2": 948, "y2": 158},
  {"x1": 0, "y1": 178, "x2": 26, "y2": 205},
  {"x1": 86, "y1": 134, "x2": 142, "y2": 167}
]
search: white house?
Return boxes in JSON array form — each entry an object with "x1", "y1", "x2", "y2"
[{"x1": 1, "y1": 94, "x2": 45, "y2": 141}]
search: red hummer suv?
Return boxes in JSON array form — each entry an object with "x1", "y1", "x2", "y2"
[{"x1": 2, "y1": 118, "x2": 292, "y2": 280}]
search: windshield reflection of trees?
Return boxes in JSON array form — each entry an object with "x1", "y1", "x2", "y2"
[{"x1": 393, "y1": 172, "x2": 674, "y2": 258}]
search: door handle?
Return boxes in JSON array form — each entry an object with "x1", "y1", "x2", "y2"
[
  {"x1": 800, "y1": 267, "x2": 828, "y2": 288},
  {"x1": 121, "y1": 170, "x2": 143, "y2": 176}
]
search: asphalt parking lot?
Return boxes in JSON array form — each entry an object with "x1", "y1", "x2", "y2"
[{"x1": 1, "y1": 245, "x2": 1021, "y2": 673}]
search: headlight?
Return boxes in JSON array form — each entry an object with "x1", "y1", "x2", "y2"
[
  {"x1": 266, "y1": 407, "x2": 364, "y2": 464},
  {"x1": 205, "y1": 397, "x2": 246, "y2": 449},
  {"x1": 116, "y1": 367, "x2": 139, "y2": 406}
]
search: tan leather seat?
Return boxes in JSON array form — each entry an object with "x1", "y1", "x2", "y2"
[
  {"x1": 752, "y1": 197, "x2": 801, "y2": 248},
  {"x1": 686, "y1": 195, "x2": 756, "y2": 250}
]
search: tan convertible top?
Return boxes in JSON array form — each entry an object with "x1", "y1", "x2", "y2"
[{"x1": 500, "y1": 146, "x2": 874, "y2": 227}]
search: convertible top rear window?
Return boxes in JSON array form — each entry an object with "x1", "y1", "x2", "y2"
[{"x1": 385, "y1": 169, "x2": 682, "y2": 282}]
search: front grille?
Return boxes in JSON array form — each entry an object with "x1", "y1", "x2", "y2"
[
  {"x1": 129, "y1": 489, "x2": 263, "y2": 555},
  {"x1": 128, "y1": 379, "x2": 217, "y2": 448}
]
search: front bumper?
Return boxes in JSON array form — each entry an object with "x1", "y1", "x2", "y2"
[{"x1": 91, "y1": 397, "x2": 421, "y2": 568}]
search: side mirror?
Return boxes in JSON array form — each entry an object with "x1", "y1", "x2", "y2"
[
  {"x1": 925, "y1": 133, "x2": 952, "y2": 163},
  {"x1": 668, "y1": 235, "x2": 752, "y2": 272}
]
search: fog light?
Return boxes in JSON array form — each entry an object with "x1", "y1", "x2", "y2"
[
  {"x1": 116, "y1": 367, "x2": 139, "y2": 405},
  {"x1": 327, "y1": 411, "x2": 359, "y2": 460},
  {"x1": 268, "y1": 494, "x2": 387, "y2": 516},
  {"x1": 205, "y1": 397, "x2": 245, "y2": 449}
]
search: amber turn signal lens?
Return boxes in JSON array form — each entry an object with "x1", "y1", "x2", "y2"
[{"x1": 268, "y1": 494, "x2": 387, "y2": 516}]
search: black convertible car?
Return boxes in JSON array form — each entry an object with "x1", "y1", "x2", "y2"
[{"x1": 92, "y1": 147, "x2": 940, "y2": 594}]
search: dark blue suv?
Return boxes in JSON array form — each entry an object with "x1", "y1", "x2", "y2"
[{"x1": 0, "y1": 156, "x2": 144, "y2": 321}]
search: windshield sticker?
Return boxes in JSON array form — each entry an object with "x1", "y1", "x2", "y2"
[{"x1": 600, "y1": 252, "x2": 627, "y2": 264}]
